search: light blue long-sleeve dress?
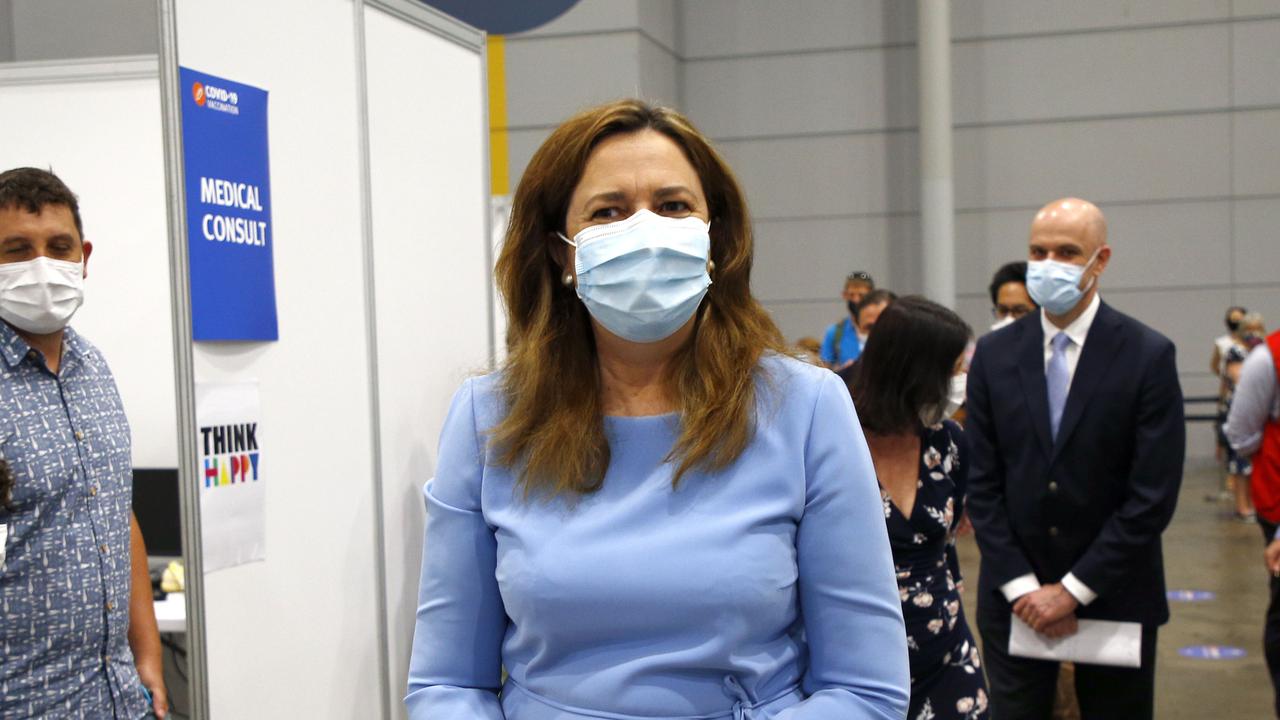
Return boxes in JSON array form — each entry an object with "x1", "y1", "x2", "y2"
[{"x1": 405, "y1": 355, "x2": 909, "y2": 719}]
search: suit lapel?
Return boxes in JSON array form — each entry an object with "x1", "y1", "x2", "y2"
[
  {"x1": 1016, "y1": 318, "x2": 1053, "y2": 458},
  {"x1": 1051, "y1": 302, "x2": 1128, "y2": 461}
]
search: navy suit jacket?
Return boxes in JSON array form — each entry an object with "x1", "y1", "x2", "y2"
[{"x1": 966, "y1": 301, "x2": 1184, "y2": 627}]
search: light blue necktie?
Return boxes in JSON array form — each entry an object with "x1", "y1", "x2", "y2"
[{"x1": 1047, "y1": 332, "x2": 1072, "y2": 440}]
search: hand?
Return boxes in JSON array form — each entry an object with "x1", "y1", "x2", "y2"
[
  {"x1": 135, "y1": 654, "x2": 169, "y2": 719},
  {"x1": 1266, "y1": 539, "x2": 1280, "y2": 576},
  {"x1": 1012, "y1": 583, "x2": 1079, "y2": 633},
  {"x1": 1039, "y1": 614, "x2": 1078, "y2": 639}
]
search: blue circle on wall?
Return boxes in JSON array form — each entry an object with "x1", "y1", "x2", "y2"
[
  {"x1": 1167, "y1": 590, "x2": 1217, "y2": 602},
  {"x1": 1179, "y1": 645, "x2": 1246, "y2": 660},
  {"x1": 417, "y1": 0, "x2": 580, "y2": 34}
]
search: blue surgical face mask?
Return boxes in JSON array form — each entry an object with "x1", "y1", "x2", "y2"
[
  {"x1": 559, "y1": 209, "x2": 712, "y2": 343},
  {"x1": 1026, "y1": 248, "x2": 1101, "y2": 316}
]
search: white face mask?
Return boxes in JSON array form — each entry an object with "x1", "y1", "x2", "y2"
[
  {"x1": 1026, "y1": 247, "x2": 1101, "y2": 316},
  {"x1": 921, "y1": 372, "x2": 967, "y2": 427},
  {"x1": 946, "y1": 372, "x2": 968, "y2": 416},
  {"x1": 559, "y1": 210, "x2": 711, "y2": 343},
  {"x1": 0, "y1": 256, "x2": 85, "y2": 334}
]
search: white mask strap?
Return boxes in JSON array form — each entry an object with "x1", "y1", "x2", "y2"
[
  {"x1": 1077, "y1": 246, "x2": 1104, "y2": 290},
  {"x1": 556, "y1": 231, "x2": 576, "y2": 248}
]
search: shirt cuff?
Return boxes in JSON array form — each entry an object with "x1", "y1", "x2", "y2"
[
  {"x1": 1001, "y1": 574, "x2": 1041, "y2": 603},
  {"x1": 1062, "y1": 573, "x2": 1098, "y2": 606}
]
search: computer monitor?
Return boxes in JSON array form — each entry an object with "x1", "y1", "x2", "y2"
[{"x1": 132, "y1": 468, "x2": 182, "y2": 559}]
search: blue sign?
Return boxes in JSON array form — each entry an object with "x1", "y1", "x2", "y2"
[
  {"x1": 180, "y1": 67, "x2": 278, "y2": 341},
  {"x1": 1167, "y1": 590, "x2": 1217, "y2": 602},
  {"x1": 1179, "y1": 645, "x2": 1246, "y2": 660}
]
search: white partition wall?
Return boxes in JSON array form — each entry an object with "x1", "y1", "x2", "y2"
[
  {"x1": 158, "y1": 1, "x2": 490, "y2": 718},
  {"x1": 169, "y1": 1, "x2": 383, "y2": 717},
  {"x1": 360, "y1": 4, "x2": 491, "y2": 718},
  {"x1": 0, "y1": 58, "x2": 177, "y2": 468}
]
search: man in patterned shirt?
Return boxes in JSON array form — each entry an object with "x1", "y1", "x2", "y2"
[{"x1": 0, "y1": 167, "x2": 168, "y2": 719}]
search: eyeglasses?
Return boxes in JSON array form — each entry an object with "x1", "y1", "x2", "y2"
[
  {"x1": 993, "y1": 304, "x2": 1035, "y2": 320},
  {"x1": 846, "y1": 271, "x2": 873, "y2": 284}
]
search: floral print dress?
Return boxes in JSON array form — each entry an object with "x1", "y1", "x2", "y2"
[{"x1": 881, "y1": 420, "x2": 989, "y2": 720}]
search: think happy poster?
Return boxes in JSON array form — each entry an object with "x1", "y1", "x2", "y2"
[{"x1": 196, "y1": 381, "x2": 266, "y2": 572}]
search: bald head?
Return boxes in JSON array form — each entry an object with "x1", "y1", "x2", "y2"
[
  {"x1": 1028, "y1": 197, "x2": 1112, "y2": 323},
  {"x1": 1032, "y1": 197, "x2": 1108, "y2": 253}
]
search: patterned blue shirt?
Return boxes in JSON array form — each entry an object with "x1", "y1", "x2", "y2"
[{"x1": 0, "y1": 321, "x2": 148, "y2": 719}]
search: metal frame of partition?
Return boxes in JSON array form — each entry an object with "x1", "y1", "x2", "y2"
[
  {"x1": 156, "y1": 1, "x2": 489, "y2": 717},
  {"x1": 350, "y1": 3, "x2": 393, "y2": 717},
  {"x1": 0, "y1": 55, "x2": 159, "y2": 85},
  {"x1": 353, "y1": 2, "x2": 491, "y2": 716},
  {"x1": 155, "y1": 1, "x2": 209, "y2": 718}
]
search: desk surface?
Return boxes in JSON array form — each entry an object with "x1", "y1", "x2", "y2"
[{"x1": 155, "y1": 592, "x2": 186, "y2": 634}]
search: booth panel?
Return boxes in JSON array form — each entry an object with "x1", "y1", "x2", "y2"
[
  {"x1": 172, "y1": 1, "x2": 382, "y2": 717},
  {"x1": 362, "y1": 5, "x2": 490, "y2": 716},
  {"x1": 0, "y1": 72, "x2": 177, "y2": 468}
]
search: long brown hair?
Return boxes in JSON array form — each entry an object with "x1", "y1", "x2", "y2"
[{"x1": 492, "y1": 99, "x2": 786, "y2": 497}]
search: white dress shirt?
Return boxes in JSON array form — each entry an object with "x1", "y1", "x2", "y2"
[{"x1": 1001, "y1": 294, "x2": 1102, "y2": 607}]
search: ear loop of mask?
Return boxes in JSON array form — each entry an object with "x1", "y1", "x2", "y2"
[{"x1": 1077, "y1": 246, "x2": 1104, "y2": 292}]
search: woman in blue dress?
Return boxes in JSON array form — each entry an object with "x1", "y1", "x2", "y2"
[
  {"x1": 843, "y1": 297, "x2": 989, "y2": 720},
  {"x1": 404, "y1": 99, "x2": 909, "y2": 719}
]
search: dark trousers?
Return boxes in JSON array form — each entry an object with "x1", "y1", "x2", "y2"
[
  {"x1": 1258, "y1": 519, "x2": 1280, "y2": 718},
  {"x1": 977, "y1": 609, "x2": 1157, "y2": 719}
]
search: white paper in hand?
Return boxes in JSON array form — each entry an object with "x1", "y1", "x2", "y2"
[{"x1": 1009, "y1": 615, "x2": 1142, "y2": 668}]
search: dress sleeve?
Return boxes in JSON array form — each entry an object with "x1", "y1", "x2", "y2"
[
  {"x1": 405, "y1": 378, "x2": 508, "y2": 719},
  {"x1": 775, "y1": 371, "x2": 910, "y2": 720}
]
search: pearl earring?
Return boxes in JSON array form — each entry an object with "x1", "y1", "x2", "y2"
[
  {"x1": 707, "y1": 260, "x2": 716, "y2": 274},
  {"x1": 562, "y1": 273, "x2": 574, "y2": 287}
]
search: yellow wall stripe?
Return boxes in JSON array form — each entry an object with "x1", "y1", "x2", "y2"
[{"x1": 487, "y1": 35, "x2": 510, "y2": 197}]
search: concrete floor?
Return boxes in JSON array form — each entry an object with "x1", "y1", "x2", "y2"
[{"x1": 954, "y1": 458, "x2": 1275, "y2": 718}]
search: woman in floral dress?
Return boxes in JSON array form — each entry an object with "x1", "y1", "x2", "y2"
[{"x1": 842, "y1": 296, "x2": 989, "y2": 720}]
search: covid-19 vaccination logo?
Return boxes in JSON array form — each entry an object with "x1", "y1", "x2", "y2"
[{"x1": 192, "y1": 80, "x2": 240, "y2": 115}]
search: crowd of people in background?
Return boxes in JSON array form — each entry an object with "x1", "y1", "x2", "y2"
[
  {"x1": 788, "y1": 201, "x2": 1280, "y2": 720},
  {"x1": 790, "y1": 198, "x2": 1190, "y2": 719}
]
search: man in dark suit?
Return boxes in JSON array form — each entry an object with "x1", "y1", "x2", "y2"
[{"x1": 966, "y1": 198, "x2": 1184, "y2": 719}]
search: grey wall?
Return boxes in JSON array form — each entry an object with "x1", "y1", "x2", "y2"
[
  {"x1": 0, "y1": 1, "x2": 13, "y2": 62},
  {"x1": 3, "y1": 0, "x2": 156, "y2": 61},
  {"x1": 503, "y1": 0, "x2": 679, "y2": 183},
  {"x1": 502, "y1": 0, "x2": 1280, "y2": 457},
  {"x1": 678, "y1": 0, "x2": 920, "y2": 342}
]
